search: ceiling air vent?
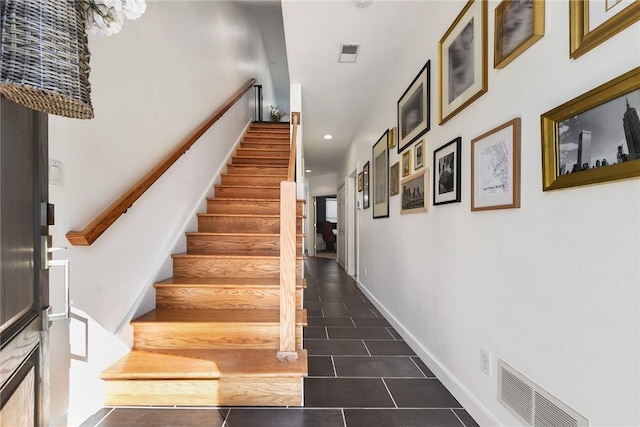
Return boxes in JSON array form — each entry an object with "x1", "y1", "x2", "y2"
[
  {"x1": 338, "y1": 44, "x2": 360, "y2": 63},
  {"x1": 498, "y1": 360, "x2": 589, "y2": 427}
]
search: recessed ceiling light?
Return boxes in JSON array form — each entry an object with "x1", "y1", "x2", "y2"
[
  {"x1": 305, "y1": 169, "x2": 311, "y2": 173},
  {"x1": 324, "y1": 134, "x2": 333, "y2": 140}
]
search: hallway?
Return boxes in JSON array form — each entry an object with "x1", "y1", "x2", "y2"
[{"x1": 80, "y1": 257, "x2": 478, "y2": 426}]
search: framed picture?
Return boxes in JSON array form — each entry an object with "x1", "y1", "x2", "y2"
[
  {"x1": 439, "y1": 0, "x2": 488, "y2": 125},
  {"x1": 402, "y1": 149, "x2": 412, "y2": 177},
  {"x1": 372, "y1": 131, "x2": 390, "y2": 219},
  {"x1": 390, "y1": 162, "x2": 400, "y2": 196},
  {"x1": 358, "y1": 172, "x2": 364, "y2": 192},
  {"x1": 414, "y1": 139, "x2": 424, "y2": 169},
  {"x1": 541, "y1": 67, "x2": 640, "y2": 191},
  {"x1": 363, "y1": 161, "x2": 370, "y2": 209},
  {"x1": 570, "y1": 0, "x2": 640, "y2": 59},
  {"x1": 494, "y1": 0, "x2": 544, "y2": 69},
  {"x1": 471, "y1": 118, "x2": 521, "y2": 211},
  {"x1": 388, "y1": 127, "x2": 397, "y2": 149},
  {"x1": 433, "y1": 137, "x2": 462, "y2": 205},
  {"x1": 397, "y1": 60, "x2": 430, "y2": 153},
  {"x1": 401, "y1": 169, "x2": 429, "y2": 214}
]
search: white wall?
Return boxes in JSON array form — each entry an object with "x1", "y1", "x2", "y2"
[
  {"x1": 341, "y1": 2, "x2": 639, "y2": 426},
  {"x1": 48, "y1": 2, "x2": 276, "y2": 424}
]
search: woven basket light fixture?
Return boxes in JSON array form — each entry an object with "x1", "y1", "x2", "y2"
[{"x1": 0, "y1": 0, "x2": 94, "y2": 119}]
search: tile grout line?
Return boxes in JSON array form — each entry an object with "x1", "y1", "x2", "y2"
[
  {"x1": 93, "y1": 407, "x2": 115, "y2": 426},
  {"x1": 451, "y1": 408, "x2": 468, "y2": 426},
  {"x1": 331, "y1": 355, "x2": 338, "y2": 377},
  {"x1": 409, "y1": 356, "x2": 427, "y2": 378},
  {"x1": 381, "y1": 378, "x2": 399, "y2": 409},
  {"x1": 341, "y1": 408, "x2": 347, "y2": 427}
]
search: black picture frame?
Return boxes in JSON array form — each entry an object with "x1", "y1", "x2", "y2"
[
  {"x1": 363, "y1": 161, "x2": 370, "y2": 209},
  {"x1": 397, "y1": 60, "x2": 431, "y2": 154},
  {"x1": 433, "y1": 137, "x2": 462, "y2": 206},
  {"x1": 372, "y1": 130, "x2": 389, "y2": 219}
]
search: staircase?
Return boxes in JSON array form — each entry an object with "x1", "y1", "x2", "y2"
[{"x1": 101, "y1": 122, "x2": 308, "y2": 407}]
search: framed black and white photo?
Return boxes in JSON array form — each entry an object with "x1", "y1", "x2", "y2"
[
  {"x1": 414, "y1": 139, "x2": 424, "y2": 169},
  {"x1": 401, "y1": 169, "x2": 429, "y2": 214},
  {"x1": 398, "y1": 61, "x2": 430, "y2": 153},
  {"x1": 439, "y1": 0, "x2": 488, "y2": 125},
  {"x1": 471, "y1": 118, "x2": 521, "y2": 211},
  {"x1": 358, "y1": 172, "x2": 364, "y2": 192},
  {"x1": 372, "y1": 131, "x2": 389, "y2": 218},
  {"x1": 402, "y1": 149, "x2": 412, "y2": 177},
  {"x1": 570, "y1": 0, "x2": 640, "y2": 59},
  {"x1": 541, "y1": 67, "x2": 640, "y2": 190},
  {"x1": 494, "y1": 0, "x2": 544, "y2": 69},
  {"x1": 363, "y1": 161, "x2": 370, "y2": 209},
  {"x1": 433, "y1": 137, "x2": 462, "y2": 205},
  {"x1": 390, "y1": 162, "x2": 400, "y2": 196}
]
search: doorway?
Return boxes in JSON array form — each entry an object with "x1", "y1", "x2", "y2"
[{"x1": 314, "y1": 195, "x2": 337, "y2": 259}]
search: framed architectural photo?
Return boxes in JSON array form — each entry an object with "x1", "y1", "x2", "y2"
[
  {"x1": 433, "y1": 137, "x2": 462, "y2": 205},
  {"x1": 414, "y1": 139, "x2": 424, "y2": 169},
  {"x1": 471, "y1": 118, "x2": 521, "y2": 211},
  {"x1": 372, "y1": 131, "x2": 390, "y2": 219},
  {"x1": 439, "y1": 0, "x2": 488, "y2": 124},
  {"x1": 570, "y1": 0, "x2": 640, "y2": 59},
  {"x1": 358, "y1": 172, "x2": 364, "y2": 192},
  {"x1": 401, "y1": 169, "x2": 429, "y2": 214},
  {"x1": 541, "y1": 67, "x2": 640, "y2": 191},
  {"x1": 402, "y1": 149, "x2": 412, "y2": 177},
  {"x1": 390, "y1": 162, "x2": 400, "y2": 196},
  {"x1": 494, "y1": 0, "x2": 544, "y2": 69},
  {"x1": 397, "y1": 60, "x2": 430, "y2": 153},
  {"x1": 363, "y1": 161, "x2": 370, "y2": 209}
]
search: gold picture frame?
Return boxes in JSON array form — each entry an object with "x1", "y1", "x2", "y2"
[
  {"x1": 401, "y1": 169, "x2": 429, "y2": 214},
  {"x1": 471, "y1": 118, "x2": 521, "y2": 211},
  {"x1": 388, "y1": 127, "x2": 397, "y2": 149},
  {"x1": 494, "y1": 0, "x2": 544, "y2": 69},
  {"x1": 439, "y1": 0, "x2": 488, "y2": 125},
  {"x1": 570, "y1": 0, "x2": 640, "y2": 59},
  {"x1": 402, "y1": 149, "x2": 412, "y2": 177},
  {"x1": 541, "y1": 67, "x2": 640, "y2": 191}
]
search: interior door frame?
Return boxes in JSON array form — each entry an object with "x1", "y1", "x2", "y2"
[{"x1": 346, "y1": 168, "x2": 357, "y2": 277}]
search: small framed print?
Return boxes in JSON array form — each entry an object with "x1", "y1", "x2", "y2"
[
  {"x1": 401, "y1": 169, "x2": 429, "y2": 214},
  {"x1": 390, "y1": 162, "x2": 400, "y2": 196},
  {"x1": 494, "y1": 0, "x2": 544, "y2": 69},
  {"x1": 471, "y1": 118, "x2": 521, "y2": 211},
  {"x1": 372, "y1": 130, "x2": 390, "y2": 219},
  {"x1": 433, "y1": 137, "x2": 462, "y2": 205},
  {"x1": 414, "y1": 139, "x2": 424, "y2": 169},
  {"x1": 402, "y1": 149, "x2": 412, "y2": 177},
  {"x1": 388, "y1": 127, "x2": 397, "y2": 149},
  {"x1": 358, "y1": 172, "x2": 364, "y2": 192},
  {"x1": 363, "y1": 161, "x2": 370, "y2": 209}
]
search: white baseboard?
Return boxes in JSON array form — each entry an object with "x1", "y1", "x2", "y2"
[{"x1": 355, "y1": 278, "x2": 499, "y2": 427}]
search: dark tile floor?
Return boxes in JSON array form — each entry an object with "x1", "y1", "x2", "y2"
[{"x1": 81, "y1": 257, "x2": 479, "y2": 427}]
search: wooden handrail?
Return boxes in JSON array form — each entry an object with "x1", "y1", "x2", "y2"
[
  {"x1": 277, "y1": 111, "x2": 300, "y2": 362},
  {"x1": 66, "y1": 78, "x2": 257, "y2": 246}
]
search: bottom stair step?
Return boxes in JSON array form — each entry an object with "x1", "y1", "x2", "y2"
[{"x1": 101, "y1": 349, "x2": 307, "y2": 406}]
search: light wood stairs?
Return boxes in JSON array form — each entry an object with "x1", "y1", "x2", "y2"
[{"x1": 101, "y1": 122, "x2": 308, "y2": 406}]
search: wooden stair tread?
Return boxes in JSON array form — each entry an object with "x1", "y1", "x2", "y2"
[
  {"x1": 197, "y1": 213, "x2": 305, "y2": 218},
  {"x1": 206, "y1": 197, "x2": 305, "y2": 203},
  {"x1": 155, "y1": 277, "x2": 306, "y2": 288},
  {"x1": 186, "y1": 232, "x2": 305, "y2": 237},
  {"x1": 215, "y1": 185, "x2": 280, "y2": 189},
  {"x1": 172, "y1": 252, "x2": 306, "y2": 260},
  {"x1": 133, "y1": 309, "x2": 307, "y2": 324},
  {"x1": 102, "y1": 349, "x2": 307, "y2": 381}
]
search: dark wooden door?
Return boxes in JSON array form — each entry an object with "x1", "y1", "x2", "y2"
[{"x1": 0, "y1": 93, "x2": 49, "y2": 426}]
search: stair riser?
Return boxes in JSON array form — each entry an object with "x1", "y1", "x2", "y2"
[
  {"x1": 221, "y1": 175, "x2": 285, "y2": 186},
  {"x1": 133, "y1": 323, "x2": 303, "y2": 350},
  {"x1": 250, "y1": 124, "x2": 289, "y2": 131},
  {"x1": 104, "y1": 380, "x2": 219, "y2": 406},
  {"x1": 226, "y1": 165, "x2": 288, "y2": 175},
  {"x1": 207, "y1": 200, "x2": 303, "y2": 215},
  {"x1": 240, "y1": 142, "x2": 290, "y2": 150},
  {"x1": 156, "y1": 287, "x2": 303, "y2": 310},
  {"x1": 214, "y1": 186, "x2": 281, "y2": 199},
  {"x1": 232, "y1": 157, "x2": 289, "y2": 166},
  {"x1": 198, "y1": 216, "x2": 302, "y2": 234},
  {"x1": 236, "y1": 149, "x2": 290, "y2": 159},
  {"x1": 221, "y1": 377, "x2": 303, "y2": 406},
  {"x1": 188, "y1": 234, "x2": 303, "y2": 255},
  {"x1": 243, "y1": 136, "x2": 289, "y2": 143},
  {"x1": 172, "y1": 257, "x2": 303, "y2": 278}
]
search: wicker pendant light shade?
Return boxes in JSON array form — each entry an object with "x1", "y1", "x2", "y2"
[{"x1": 0, "y1": 0, "x2": 94, "y2": 119}]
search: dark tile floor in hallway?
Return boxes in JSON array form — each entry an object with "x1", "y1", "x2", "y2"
[{"x1": 81, "y1": 257, "x2": 479, "y2": 427}]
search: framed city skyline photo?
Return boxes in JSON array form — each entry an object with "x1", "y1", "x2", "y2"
[
  {"x1": 358, "y1": 171, "x2": 364, "y2": 192},
  {"x1": 398, "y1": 60, "x2": 430, "y2": 153},
  {"x1": 570, "y1": 0, "x2": 640, "y2": 59},
  {"x1": 471, "y1": 118, "x2": 521, "y2": 211},
  {"x1": 433, "y1": 137, "x2": 462, "y2": 205},
  {"x1": 390, "y1": 162, "x2": 400, "y2": 196},
  {"x1": 414, "y1": 139, "x2": 424, "y2": 169},
  {"x1": 363, "y1": 161, "x2": 370, "y2": 209},
  {"x1": 494, "y1": 0, "x2": 544, "y2": 69},
  {"x1": 402, "y1": 149, "x2": 412, "y2": 177},
  {"x1": 372, "y1": 131, "x2": 390, "y2": 219},
  {"x1": 439, "y1": 0, "x2": 488, "y2": 125},
  {"x1": 401, "y1": 169, "x2": 429, "y2": 214},
  {"x1": 541, "y1": 67, "x2": 640, "y2": 191}
]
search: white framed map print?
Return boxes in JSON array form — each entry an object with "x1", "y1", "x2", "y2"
[{"x1": 471, "y1": 118, "x2": 521, "y2": 211}]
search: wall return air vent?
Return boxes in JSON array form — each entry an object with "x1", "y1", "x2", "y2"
[
  {"x1": 498, "y1": 360, "x2": 589, "y2": 427},
  {"x1": 338, "y1": 44, "x2": 360, "y2": 63}
]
